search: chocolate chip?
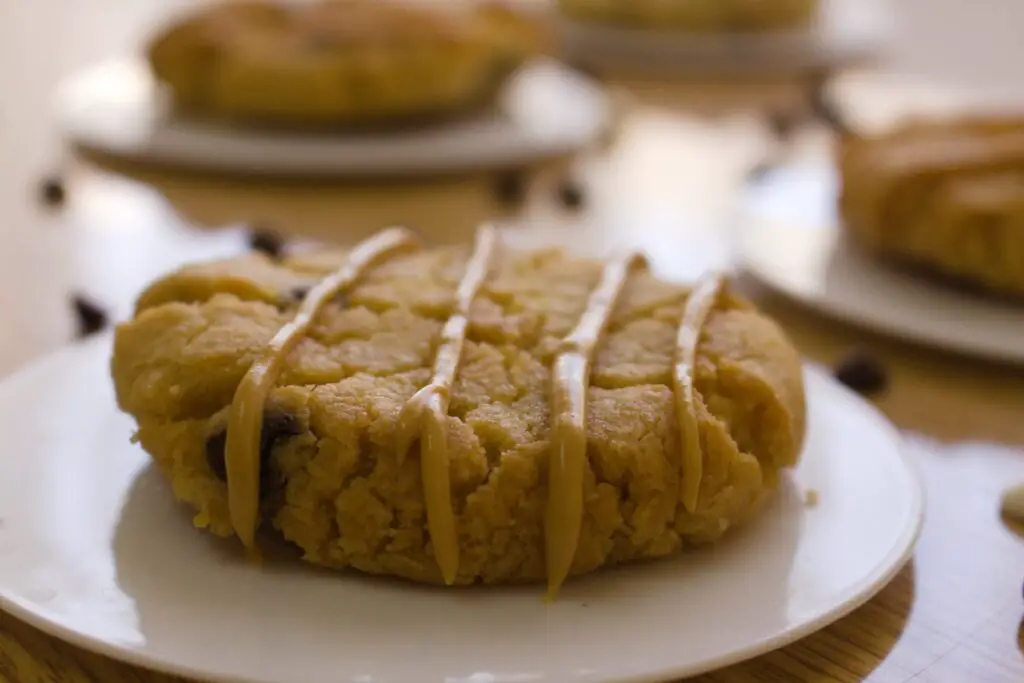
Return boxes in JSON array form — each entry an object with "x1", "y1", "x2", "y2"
[
  {"x1": 39, "y1": 175, "x2": 66, "y2": 208},
  {"x1": 557, "y1": 180, "x2": 585, "y2": 211},
  {"x1": 493, "y1": 171, "x2": 527, "y2": 206},
  {"x1": 833, "y1": 348, "x2": 889, "y2": 397},
  {"x1": 248, "y1": 225, "x2": 286, "y2": 260},
  {"x1": 205, "y1": 411, "x2": 302, "y2": 492},
  {"x1": 291, "y1": 285, "x2": 310, "y2": 301},
  {"x1": 70, "y1": 293, "x2": 108, "y2": 338}
]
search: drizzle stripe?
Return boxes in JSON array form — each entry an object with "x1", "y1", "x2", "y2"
[
  {"x1": 674, "y1": 273, "x2": 725, "y2": 514},
  {"x1": 224, "y1": 227, "x2": 420, "y2": 553},
  {"x1": 394, "y1": 224, "x2": 500, "y2": 584},
  {"x1": 545, "y1": 250, "x2": 647, "y2": 600}
]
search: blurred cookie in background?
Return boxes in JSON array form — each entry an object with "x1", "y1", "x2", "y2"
[{"x1": 147, "y1": 0, "x2": 555, "y2": 129}]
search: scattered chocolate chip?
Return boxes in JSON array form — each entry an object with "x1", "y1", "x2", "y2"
[
  {"x1": 291, "y1": 285, "x2": 311, "y2": 301},
  {"x1": 807, "y1": 72, "x2": 850, "y2": 136},
  {"x1": 557, "y1": 180, "x2": 585, "y2": 211},
  {"x1": 493, "y1": 171, "x2": 527, "y2": 206},
  {"x1": 206, "y1": 411, "x2": 302, "y2": 492},
  {"x1": 70, "y1": 293, "x2": 108, "y2": 339},
  {"x1": 248, "y1": 225, "x2": 286, "y2": 260},
  {"x1": 38, "y1": 175, "x2": 66, "y2": 208},
  {"x1": 833, "y1": 347, "x2": 889, "y2": 397}
]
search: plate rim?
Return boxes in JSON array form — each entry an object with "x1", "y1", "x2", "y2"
[
  {"x1": 733, "y1": 160, "x2": 1024, "y2": 366},
  {"x1": 53, "y1": 58, "x2": 611, "y2": 178},
  {"x1": 0, "y1": 337, "x2": 925, "y2": 683}
]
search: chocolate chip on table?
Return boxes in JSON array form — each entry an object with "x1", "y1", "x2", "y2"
[
  {"x1": 493, "y1": 171, "x2": 527, "y2": 206},
  {"x1": 70, "y1": 293, "x2": 108, "y2": 339},
  {"x1": 206, "y1": 411, "x2": 302, "y2": 491},
  {"x1": 833, "y1": 347, "x2": 889, "y2": 397},
  {"x1": 38, "y1": 175, "x2": 66, "y2": 208},
  {"x1": 247, "y1": 225, "x2": 286, "y2": 260},
  {"x1": 557, "y1": 179, "x2": 585, "y2": 211}
]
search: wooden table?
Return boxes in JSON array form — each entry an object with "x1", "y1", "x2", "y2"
[{"x1": 2, "y1": 2, "x2": 1024, "y2": 682}]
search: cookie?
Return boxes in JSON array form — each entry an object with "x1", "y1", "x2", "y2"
[
  {"x1": 557, "y1": 0, "x2": 819, "y2": 33},
  {"x1": 839, "y1": 114, "x2": 1024, "y2": 299},
  {"x1": 147, "y1": 0, "x2": 552, "y2": 127},
  {"x1": 111, "y1": 225, "x2": 806, "y2": 596}
]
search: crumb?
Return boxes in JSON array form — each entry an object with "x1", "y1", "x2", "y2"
[{"x1": 804, "y1": 488, "x2": 819, "y2": 507}]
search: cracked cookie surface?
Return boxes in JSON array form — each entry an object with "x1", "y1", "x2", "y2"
[{"x1": 112, "y1": 241, "x2": 806, "y2": 586}]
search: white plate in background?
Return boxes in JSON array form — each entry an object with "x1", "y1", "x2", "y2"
[
  {"x1": 54, "y1": 58, "x2": 611, "y2": 177},
  {"x1": 734, "y1": 158, "x2": 1024, "y2": 364},
  {"x1": 557, "y1": 0, "x2": 892, "y2": 76}
]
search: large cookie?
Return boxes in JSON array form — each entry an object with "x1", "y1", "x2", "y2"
[
  {"x1": 147, "y1": 0, "x2": 552, "y2": 127},
  {"x1": 111, "y1": 226, "x2": 806, "y2": 595},
  {"x1": 839, "y1": 114, "x2": 1024, "y2": 299}
]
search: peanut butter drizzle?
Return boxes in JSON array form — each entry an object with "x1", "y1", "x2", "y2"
[
  {"x1": 224, "y1": 226, "x2": 420, "y2": 555},
  {"x1": 545, "y1": 250, "x2": 648, "y2": 600},
  {"x1": 394, "y1": 224, "x2": 500, "y2": 585},
  {"x1": 674, "y1": 272, "x2": 725, "y2": 514}
]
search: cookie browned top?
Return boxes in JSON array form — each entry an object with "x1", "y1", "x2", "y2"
[{"x1": 115, "y1": 239, "x2": 804, "y2": 460}]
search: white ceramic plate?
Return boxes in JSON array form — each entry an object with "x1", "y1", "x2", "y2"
[
  {"x1": 53, "y1": 58, "x2": 610, "y2": 177},
  {"x1": 558, "y1": 0, "x2": 892, "y2": 76},
  {"x1": 734, "y1": 158, "x2": 1024, "y2": 364},
  {"x1": 0, "y1": 334, "x2": 922, "y2": 683}
]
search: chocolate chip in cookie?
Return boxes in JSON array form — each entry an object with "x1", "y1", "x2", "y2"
[
  {"x1": 833, "y1": 347, "x2": 889, "y2": 397},
  {"x1": 206, "y1": 411, "x2": 302, "y2": 491},
  {"x1": 70, "y1": 293, "x2": 108, "y2": 339}
]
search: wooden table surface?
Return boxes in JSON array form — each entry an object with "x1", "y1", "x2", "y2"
[{"x1": 2, "y1": 1, "x2": 1024, "y2": 682}]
